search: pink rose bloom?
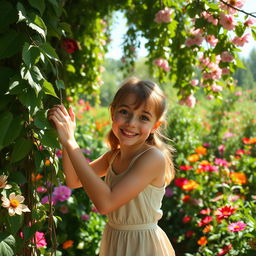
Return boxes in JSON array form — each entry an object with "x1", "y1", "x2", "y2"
[
  {"x1": 207, "y1": 95, "x2": 214, "y2": 100},
  {"x1": 190, "y1": 79, "x2": 199, "y2": 86},
  {"x1": 227, "y1": 221, "x2": 246, "y2": 232},
  {"x1": 154, "y1": 7, "x2": 173, "y2": 23},
  {"x1": 206, "y1": 35, "x2": 218, "y2": 47},
  {"x1": 219, "y1": 13, "x2": 237, "y2": 30},
  {"x1": 221, "y1": 51, "x2": 234, "y2": 62},
  {"x1": 211, "y1": 84, "x2": 223, "y2": 92},
  {"x1": 153, "y1": 58, "x2": 170, "y2": 72},
  {"x1": 186, "y1": 94, "x2": 196, "y2": 108},
  {"x1": 232, "y1": 33, "x2": 250, "y2": 47},
  {"x1": 221, "y1": 68, "x2": 230, "y2": 75},
  {"x1": 244, "y1": 17, "x2": 256, "y2": 27}
]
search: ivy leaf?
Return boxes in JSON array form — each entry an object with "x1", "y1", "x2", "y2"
[
  {"x1": 0, "y1": 67, "x2": 15, "y2": 94},
  {"x1": 20, "y1": 65, "x2": 43, "y2": 94},
  {"x1": 16, "y1": 2, "x2": 27, "y2": 23},
  {"x1": 55, "y1": 80, "x2": 65, "y2": 90},
  {"x1": 34, "y1": 110, "x2": 52, "y2": 129},
  {"x1": 252, "y1": 30, "x2": 256, "y2": 41},
  {"x1": 0, "y1": 111, "x2": 13, "y2": 150},
  {"x1": 0, "y1": 233, "x2": 15, "y2": 256},
  {"x1": 39, "y1": 42, "x2": 60, "y2": 62},
  {"x1": 11, "y1": 137, "x2": 33, "y2": 163},
  {"x1": 0, "y1": 1, "x2": 17, "y2": 31},
  {"x1": 40, "y1": 130, "x2": 60, "y2": 148},
  {"x1": 22, "y1": 43, "x2": 40, "y2": 67},
  {"x1": 0, "y1": 29, "x2": 24, "y2": 59},
  {"x1": 28, "y1": 0, "x2": 45, "y2": 16},
  {"x1": 43, "y1": 80, "x2": 59, "y2": 98},
  {"x1": 27, "y1": 13, "x2": 47, "y2": 39}
]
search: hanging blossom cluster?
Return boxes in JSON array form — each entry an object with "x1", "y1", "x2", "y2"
[{"x1": 152, "y1": 1, "x2": 256, "y2": 108}]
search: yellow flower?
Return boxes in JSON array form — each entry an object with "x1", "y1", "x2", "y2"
[
  {"x1": 1, "y1": 192, "x2": 30, "y2": 216},
  {"x1": 182, "y1": 180, "x2": 199, "y2": 191},
  {"x1": 0, "y1": 175, "x2": 12, "y2": 189}
]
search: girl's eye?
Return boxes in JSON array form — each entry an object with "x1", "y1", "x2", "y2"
[
  {"x1": 119, "y1": 109, "x2": 128, "y2": 115},
  {"x1": 141, "y1": 115, "x2": 149, "y2": 121}
]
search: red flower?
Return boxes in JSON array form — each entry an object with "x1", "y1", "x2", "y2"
[
  {"x1": 179, "y1": 165, "x2": 193, "y2": 171},
  {"x1": 62, "y1": 39, "x2": 79, "y2": 54},
  {"x1": 200, "y1": 208, "x2": 211, "y2": 215},
  {"x1": 174, "y1": 177, "x2": 189, "y2": 187},
  {"x1": 198, "y1": 216, "x2": 213, "y2": 227},
  {"x1": 217, "y1": 244, "x2": 232, "y2": 255},
  {"x1": 182, "y1": 216, "x2": 191, "y2": 223},
  {"x1": 185, "y1": 230, "x2": 195, "y2": 237},
  {"x1": 215, "y1": 205, "x2": 236, "y2": 221}
]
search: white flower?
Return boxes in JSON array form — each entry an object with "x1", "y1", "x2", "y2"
[
  {"x1": 1, "y1": 192, "x2": 30, "y2": 216},
  {"x1": 0, "y1": 175, "x2": 12, "y2": 189}
]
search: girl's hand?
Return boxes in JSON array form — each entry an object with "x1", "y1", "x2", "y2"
[{"x1": 47, "y1": 105, "x2": 76, "y2": 147}]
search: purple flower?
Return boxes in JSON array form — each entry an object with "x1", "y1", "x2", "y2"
[
  {"x1": 165, "y1": 188, "x2": 174, "y2": 197},
  {"x1": 53, "y1": 185, "x2": 72, "y2": 202}
]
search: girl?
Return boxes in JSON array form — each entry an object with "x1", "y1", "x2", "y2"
[{"x1": 48, "y1": 77, "x2": 176, "y2": 255}]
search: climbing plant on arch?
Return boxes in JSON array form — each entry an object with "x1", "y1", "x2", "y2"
[{"x1": 0, "y1": 0, "x2": 255, "y2": 255}]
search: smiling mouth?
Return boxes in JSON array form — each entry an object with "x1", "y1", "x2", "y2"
[{"x1": 120, "y1": 129, "x2": 138, "y2": 137}]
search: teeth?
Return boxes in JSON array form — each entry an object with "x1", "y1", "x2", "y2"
[{"x1": 123, "y1": 130, "x2": 136, "y2": 136}]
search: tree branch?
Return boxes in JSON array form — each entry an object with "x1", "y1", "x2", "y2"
[{"x1": 219, "y1": 0, "x2": 256, "y2": 18}]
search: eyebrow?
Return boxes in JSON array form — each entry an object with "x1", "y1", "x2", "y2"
[{"x1": 118, "y1": 104, "x2": 152, "y2": 117}]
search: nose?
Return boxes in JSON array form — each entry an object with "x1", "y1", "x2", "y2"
[{"x1": 126, "y1": 114, "x2": 136, "y2": 127}]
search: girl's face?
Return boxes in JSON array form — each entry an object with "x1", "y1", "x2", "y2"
[{"x1": 111, "y1": 93, "x2": 160, "y2": 149}]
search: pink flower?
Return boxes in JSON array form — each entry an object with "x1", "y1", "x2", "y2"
[
  {"x1": 235, "y1": 91, "x2": 242, "y2": 96},
  {"x1": 60, "y1": 205, "x2": 69, "y2": 214},
  {"x1": 232, "y1": 33, "x2": 250, "y2": 47},
  {"x1": 205, "y1": 35, "x2": 218, "y2": 47},
  {"x1": 227, "y1": 221, "x2": 246, "y2": 232},
  {"x1": 200, "y1": 209, "x2": 211, "y2": 215},
  {"x1": 35, "y1": 232, "x2": 47, "y2": 248},
  {"x1": 154, "y1": 7, "x2": 173, "y2": 23},
  {"x1": 220, "y1": 0, "x2": 245, "y2": 14},
  {"x1": 53, "y1": 185, "x2": 72, "y2": 202},
  {"x1": 215, "y1": 158, "x2": 228, "y2": 166},
  {"x1": 186, "y1": 95, "x2": 196, "y2": 108},
  {"x1": 221, "y1": 51, "x2": 234, "y2": 62},
  {"x1": 201, "y1": 11, "x2": 218, "y2": 25},
  {"x1": 207, "y1": 95, "x2": 214, "y2": 100},
  {"x1": 81, "y1": 213, "x2": 90, "y2": 221},
  {"x1": 221, "y1": 68, "x2": 230, "y2": 75},
  {"x1": 219, "y1": 13, "x2": 237, "y2": 30},
  {"x1": 36, "y1": 187, "x2": 47, "y2": 193},
  {"x1": 211, "y1": 84, "x2": 223, "y2": 92},
  {"x1": 153, "y1": 58, "x2": 170, "y2": 72},
  {"x1": 218, "y1": 144, "x2": 225, "y2": 154},
  {"x1": 190, "y1": 79, "x2": 199, "y2": 86},
  {"x1": 223, "y1": 132, "x2": 234, "y2": 139},
  {"x1": 244, "y1": 17, "x2": 256, "y2": 27}
]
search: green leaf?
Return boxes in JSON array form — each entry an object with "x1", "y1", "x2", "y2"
[
  {"x1": 252, "y1": 30, "x2": 256, "y2": 41},
  {"x1": 7, "y1": 215, "x2": 23, "y2": 234},
  {"x1": 20, "y1": 66, "x2": 43, "y2": 94},
  {"x1": 22, "y1": 43, "x2": 40, "y2": 67},
  {"x1": 34, "y1": 110, "x2": 52, "y2": 129},
  {"x1": 16, "y1": 2, "x2": 27, "y2": 23},
  {"x1": 39, "y1": 42, "x2": 60, "y2": 62},
  {"x1": 27, "y1": 13, "x2": 47, "y2": 39},
  {"x1": 2, "y1": 116, "x2": 23, "y2": 149},
  {"x1": 18, "y1": 88, "x2": 41, "y2": 114},
  {"x1": 0, "y1": 67, "x2": 15, "y2": 94},
  {"x1": 28, "y1": 0, "x2": 45, "y2": 16},
  {"x1": 43, "y1": 80, "x2": 59, "y2": 98},
  {"x1": 11, "y1": 137, "x2": 33, "y2": 163},
  {"x1": 9, "y1": 75, "x2": 27, "y2": 95},
  {"x1": 0, "y1": 30, "x2": 24, "y2": 59},
  {"x1": 236, "y1": 57, "x2": 246, "y2": 69},
  {"x1": 0, "y1": 233, "x2": 15, "y2": 256},
  {"x1": 0, "y1": 1, "x2": 17, "y2": 31},
  {"x1": 9, "y1": 171, "x2": 27, "y2": 185},
  {"x1": 55, "y1": 80, "x2": 65, "y2": 89},
  {"x1": 0, "y1": 112, "x2": 13, "y2": 150},
  {"x1": 40, "y1": 130, "x2": 60, "y2": 148}
]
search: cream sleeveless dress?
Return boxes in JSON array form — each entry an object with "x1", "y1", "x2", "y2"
[{"x1": 99, "y1": 148, "x2": 175, "y2": 256}]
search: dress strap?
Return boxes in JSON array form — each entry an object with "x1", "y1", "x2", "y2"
[
  {"x1": 108, "y1": 150, "x2": 120, "y2": 166},
  {"x1": 127, "y1": 147, "x2": 154, "y2": 171}
]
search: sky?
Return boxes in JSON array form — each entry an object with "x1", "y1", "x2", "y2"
[{"x1": 106, "y1": 0, "x2": 256, "y2": 60}]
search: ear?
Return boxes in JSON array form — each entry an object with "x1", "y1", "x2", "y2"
[{"x1": 151, "y1": 121, "x2": 162, "y2": 133}]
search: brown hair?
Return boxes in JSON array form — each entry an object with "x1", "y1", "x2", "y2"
[{"x1": 106, "y1": 77, "x2": 175, "y2": 184}]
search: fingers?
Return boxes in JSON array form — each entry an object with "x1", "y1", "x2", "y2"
[
  {"x1": 68, "y1": 107, "x2": 75, "y2": 122},
  {"x1": 47, "y1": 105, "x2": 69, "y2": 120}
]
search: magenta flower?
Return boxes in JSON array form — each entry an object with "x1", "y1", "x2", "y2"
[
  {"x1": 227, "y1": 221, "x2": 246, "y2": 232},
  {"x1": 214, "y1": 158, "x2": 228, "y2": 167},
  {"x1": 165, "y1": 188, "x2": 174, "y2": 197},
  {"x1": 35, "y1": 232, "x2": 47, "y2": 248},
  {"x1": 215, "y1": 205, "x2": 236, "y2": 221},
  {"x1": 53, "y1": 185, "x2": 72, "y2": 202}
]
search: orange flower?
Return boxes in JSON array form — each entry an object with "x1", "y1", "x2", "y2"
[
  {"x1": 203, "y1": 225, "x2": 213, "y2": 233},
  {"x1": 197, "y1": 236, "x2": 208, "y2": 246},
  {"x1": 182, "y1": 195, "x2": 191, "y2": 202},
  {"x1": 62, "y1": 240, "x2": 74, "y2": 249},
  {"x1": 230, "y1": 172, "x2": 247, "y2": 185},
  {"x1": 31, "y1": 174, "x2": 43, "y2": 181},
  {"x1": 45, "y1": 159, "x2": 51, "y2": 166},
  {"x1": 182, "y1": 180, "x2": 199, "y2": 191},
  {"x1": 187, "y1": 154, "x2": 200, "y2": 163},
  {"x1": 195, "y1": 146, "x2": 207, "y2": 155}
]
